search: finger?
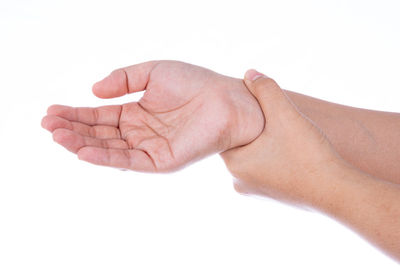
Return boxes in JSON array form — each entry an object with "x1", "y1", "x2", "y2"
[
  {"x1": 47, "y1": 104, "x2": 122, "y2": 127},
  {"x1": 52, "y1": 128, "x2": 128, "y2": 153},
  {"x1": 92, "y1": 61, "x2": 160, "y2": 99},
  {"x1": 243, "y1": 69, "x2": 298, "y2": 118},
  {"x1": 77, "y1": 146, "x2": 157, "y2": 172},
  {"x1": 42, "y1": 115, "x2": 121, "y2": 139}
]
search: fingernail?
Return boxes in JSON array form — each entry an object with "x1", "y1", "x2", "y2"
[{"x1": 245, "y1": 69, "x2": 267, "y2": 81}]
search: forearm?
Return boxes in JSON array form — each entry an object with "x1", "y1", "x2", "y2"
[
  {"x1": 314, "y1": 161, "x2": 400, "y2": 262},
  {"x1": 224, "y1": 73, "x2": 400, "y2": 261},
  {"x1": 285, "y1": 90, "x2": 400, "y2": 184}
]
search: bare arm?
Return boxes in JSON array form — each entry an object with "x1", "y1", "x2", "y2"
[
  {"x1": 317, "y1": 162, "x2": 400, "y2": 261},
  {"x1": 285, "y1": 91, "x2": 400, "y2": 184},
  {"x1": 221, "y1": 70, "x2": 400, "y2": 262}
]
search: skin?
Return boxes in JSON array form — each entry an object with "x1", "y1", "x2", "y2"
[
  {"x1": 285, "y1": 91, "x2": 400, "y2": 184},
  {"x1": 42, "y1": 60, "x2": 400, "y2": 261},
  {"x1": 42, "y1": 60, "x2": 400, "y2": 182},
  {"x1": 221, "y1": 70, "x2": 400, "y2": 262},
  {"x1": 41, "y1": 60, "x2": 264, "y2": 172}
]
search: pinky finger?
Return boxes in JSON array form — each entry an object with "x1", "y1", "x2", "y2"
[{"x1": 77, "y1": 147, "x2": 157, "y2": 172}]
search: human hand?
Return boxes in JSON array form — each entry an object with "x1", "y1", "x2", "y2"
[
  {"x1": 221, "y1": 71, "x2": 400, "y2": 262},
  {"x1": 41, "y1": 61, "x2": 264, "y2": 172},
  {"x1": 220, "y1": 70, "x2": 344, "y2": 206}
]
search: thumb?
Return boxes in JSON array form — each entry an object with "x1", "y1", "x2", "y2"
[
  {"x1": 243, "y1": 69, "x2": 298, "y2": 118},
  {"x1": 92, "y1": 61, "x2": 159, "y2": 99}
]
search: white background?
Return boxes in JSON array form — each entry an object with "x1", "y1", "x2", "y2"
[{"x1": 0, "y1": 0, "x2": 399, "y2": 266}]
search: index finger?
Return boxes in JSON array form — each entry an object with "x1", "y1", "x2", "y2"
[{"x1": 47, "y1": 104, "x2": 122, "y2": 127}]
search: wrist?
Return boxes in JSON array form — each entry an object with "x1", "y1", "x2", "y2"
[{"x1": 224, "y1": 78, "x2": 264, "y2": 150}]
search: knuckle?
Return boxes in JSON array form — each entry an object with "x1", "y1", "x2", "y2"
[
  {"x1": 89, "y1": 126, "x2": 96, "y2": 137},
  {"x1": 222, "y1": 155, "x2": 239, "y2": 174},
  {"x1": 226, "y1": 161, "x2": 246, "y2": 181},
  {"x1": 92, "y1": 108, "x2": 100, "y2": 124},
  {"x1": 221, "y1": 152, "x2": 253, "y2": 181},
  {"x1": 111, "y1": 68, "x2": 124, "y2": 77},
  {"x1": 232, "y1": 181, "x2": 248, "y2": 195}
]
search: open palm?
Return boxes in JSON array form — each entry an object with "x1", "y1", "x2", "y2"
[{"x1": 42, "y1": 61, "x2": 263, "y2": 172}]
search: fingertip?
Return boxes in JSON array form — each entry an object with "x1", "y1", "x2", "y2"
[
  {"x1": 52, "y1": 128, "x2": 83, "y2": 153},
  {"x1": 47, "y1": 104, "x2": 69, "y2": 115},
  {"x1": 243, "y1": 70, "x2": 278, "y2": 95},
  {"x1": 92, "y1": 80, "x2": 107, "y2": 99},
  {"x1": 46, "y1": 104, "x2": 59, "y2": 114},
  {"x1": 41, "y1": 115, "x2": 55, "y2": 132},
  {"x1": 52, "y1": 128, "x2": 71, "y2": 144},
  {"x1": 92, "y1": 69, "x2": 126, "y2": 99},
  {"x1": 41, "y1": 115, "x2": 72, "y2": 132},
  {"x1": 243, "y1": 70, "x2": 272, "y2": 97},
  {"x1": 244, "y1": 69, "x2": 267, "y2": 82},
  {"x1": 41, "y1": 116, "x2": 49, "y2": 130},
  {"x1": 92, "y1": 71, "x2": 113, "y2": 98},
  {"x1": 77, "y1": 146, "x2": 90, "y2": 161}
]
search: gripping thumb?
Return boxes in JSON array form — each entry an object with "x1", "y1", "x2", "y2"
[{"x1": 243, "y1": 69, "x2": 295, "y2": 116}]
